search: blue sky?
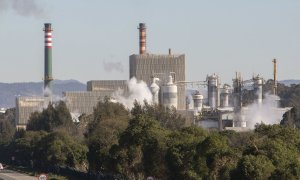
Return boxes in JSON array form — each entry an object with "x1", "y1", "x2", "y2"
[{"x1": 0, "y1": 0, "x2": 299, "y2": 84}]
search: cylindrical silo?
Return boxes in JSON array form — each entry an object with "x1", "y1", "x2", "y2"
[
  {"x1": 193, "y1": 91, "x2": 203, "y2": 116},
  {"x1": 221, "y1": 84, "x2": 230, "y2": 107},
  {"x1": 253, "y1": 76, "x2": 263, "y2": 105},
  {"x1": 232, "y1": 73, "x2": 242, "y2": 110},
  {"x1": 207, "y1": 74, "x2": 218, "y2": 109},
  {"x1": 150, "y1": 77, "x2": 160, "y2": 104},
  {"x1": 161, "y1": 75, "x2": 177, "y2": 109}
]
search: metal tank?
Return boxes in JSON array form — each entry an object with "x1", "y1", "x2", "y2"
[
  {"x1": 150, "y1": 77, "x2": 160, "y2": 104},
  {"x1": 161, "y1": 75, "x2": 178, "y2": 109},
  {"x1": 253, "y1": 75, "x2": 263, "y2": 105},
  {"x1": 207, "y1": 74, "x2": 219, "y2": 109},
  {"x1": 232, "y1": 73, "x2": 242, "y2": 110},
  {"x1": 193, "y1": 91, "x2": 203, "y2": 116},
  {"x1": 221, "y1": 84, "x2": 230, "y2": 107}
]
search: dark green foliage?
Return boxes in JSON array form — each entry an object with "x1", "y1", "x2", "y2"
[
  {"x1": 166, "y1": 126, "x2": 208, "y2": 179},
  {"x1": 0, "y1": 108, "x2": 16, "y2": 144},
  {"x1": 242, "y1": 124, "x2": 300, "y2": 179},
  {"x1": 281, "y1": 107, "x2": 300, "y2": 128},
  {"x1": 10, "y1": 131, "x2": 48, "y2": 165},
  {"x1": 234, "y1": 155, "x2": 275, "y2": 180},
  {"x1": 197, "y1": 134, "x2": 237, "y2": 179},
  {"x1": 131, "y1": 100, "x2": 186, "y2": 130},
  {"x1": 10, "y1": 130, "x2": 87, "y2": 169},
  {"x1": 27, "y1": 101, "x2": 74, "y2": 132},
  {"x1": 110, "y1": 115, "x2": 169, "y2": 179},
  {"x1": 35, "y1": 131, "x2": 87, "y2": 168},
  {"x1": 86, "y1": 98, "x2": 130, "y2": 172}
]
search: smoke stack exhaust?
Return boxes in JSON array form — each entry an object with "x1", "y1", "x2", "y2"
[
  {"x1": 138, "y1": 23, "x2": 146, "y2": 54},
  {"x1": 43, "y1": 23, "x2": 53, "y2": 97}
]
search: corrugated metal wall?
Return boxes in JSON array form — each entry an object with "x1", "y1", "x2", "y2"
[{"x1": 129, "y1": 54, "x2": 186, "y2": 110}]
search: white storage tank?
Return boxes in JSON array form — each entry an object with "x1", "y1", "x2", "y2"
[
  {"x1": 193, "y1": 91, "x2": 203, "y2": 116},
  {"x1": 207, "y1": 74, "x2": 219, "y2": 109},
  {"x1": 161, "y1": 75, "x2": 178, "y2": 109},
  {"x1": 253, "y1": 76, "x2": 263, "y2": 105},
  {"x1": 150, "y1": 77, "x2": 160, "y2": 104},
  {"x1": 221, "y1": 84, "x2": 230, "y2": 107}
]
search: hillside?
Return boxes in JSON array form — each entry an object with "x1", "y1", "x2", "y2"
[
  {"x1": 279, "y1": 79, "x2": 300, "y2": 86},
  {"x1": 0, "y1": 80, "x2": 86, "y2": 108}
]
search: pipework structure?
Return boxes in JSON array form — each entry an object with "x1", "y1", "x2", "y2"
[
  {"x1": 138, "y1": 23, "x2": 146, "y2": 54},
  {"x1": 232, "y1": 72, "x2": 243, "y2": 111},
  {"x1": 43, "y1": 23, "x2": 53, "y2": 97}
]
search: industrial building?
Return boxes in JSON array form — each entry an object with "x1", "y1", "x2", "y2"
[
  {"x1": 129, "y1": 23, "x2": 186, "y2": 109},
  {"x1": 15, "y1": 23, "x2": 290, "y2": 131},
  {"x1": 15, "y1": 23, "x2": 54, "y2": 129},
  {"x1": 15, "y1": 97, "x2": 50, "y2": 130},
  {"x1": 64, "y1": 80, "x2": 128, "y2": 115},
  {"x1": 64, "y1": 91, "x2": 112, "y2": 115}
]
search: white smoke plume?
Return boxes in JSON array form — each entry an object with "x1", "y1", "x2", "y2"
[
  {"x1": 242, "y1": 93, "x2": 285, "y2": 129},
  {"x1": 103, "y1": 61, "x2": 124, "y2": 73},
  {"x1": 43, "y1": 86, "x2": 52, "y2": 98},
  {"x1": 0, "y1": 0, "x2": 44, "y2": 17},
  {"x1": 113, "y1": 77, "x2": 153, "y2": 109}
]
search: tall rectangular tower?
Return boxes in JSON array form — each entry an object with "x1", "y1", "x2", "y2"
[
  {"x1": 129, "y1": 23, "x2": 186, "y2": 109},
  {"x1": 129, "y1": 54, "x2": 186, "y2": 109}
]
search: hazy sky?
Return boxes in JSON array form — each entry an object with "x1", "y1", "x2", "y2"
[{"x1": 0, "y1": 0, "x2": 299, "y2": 84}]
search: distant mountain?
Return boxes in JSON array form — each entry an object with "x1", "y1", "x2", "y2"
[
  {"x1": 279, "y1": 80, "x2": 300, "y2": 86},
  {"x1": 0, "y1": 80, "x2": 86, "y2": 108}
]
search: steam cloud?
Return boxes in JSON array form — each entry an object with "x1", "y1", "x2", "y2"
[
  {"x1": 242, "y1": 93, "x2": 286, "y2": 129},
  {"x1": 0, "y1": 0, "x2": 44, "y2": 17},
  {"x1": 113, "y1": 77, "x2": 153, "y2": 109},
  {"x1": 103, "y1": 61, "x2": 124, "y2": 73}
]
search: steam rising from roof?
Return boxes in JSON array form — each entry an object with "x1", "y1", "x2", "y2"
[
  {"x1": 103, "y1": 61, "x2": 124, "y2": 73},
  {"x1": 0, "y1": 0, "x2": 44, "y2": 17}
]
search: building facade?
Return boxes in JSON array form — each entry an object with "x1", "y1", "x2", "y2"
[{"x1": 129, "y1": 54, "x2": 186, "y2": 109}]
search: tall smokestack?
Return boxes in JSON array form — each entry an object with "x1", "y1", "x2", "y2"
[
  {"x1": 43, "y1": 23, "x2": 53, "y2": 97},
  {"x1": 138, "y1": 23, "x2": 146, "y2": 54}
]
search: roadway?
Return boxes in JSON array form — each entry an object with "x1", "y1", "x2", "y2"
[{"x1": 0, "y1": 169, "x2": 37, "y2": 180}]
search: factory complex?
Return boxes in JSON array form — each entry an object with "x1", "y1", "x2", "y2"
[{"x1": 15, "y1": 23, "x2": 290, "y2": 131}]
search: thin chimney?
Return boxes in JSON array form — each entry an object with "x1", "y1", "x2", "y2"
[
  {"x1": 43, "y1": 23, "x2": 53, "y2": 97},
  {"x1": 138, "y1": 23, "x2": 146, "y2": 54}
]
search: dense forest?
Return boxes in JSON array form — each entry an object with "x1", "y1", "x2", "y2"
[{"x1": 1, "y1": 81, "x2": 300, "y2": 179}]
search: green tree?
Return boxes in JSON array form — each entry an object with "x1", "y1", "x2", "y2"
[
  {"x1": 35, "y1": 131, "x2": 87, "y2": 169},
  {"x1": 281, "y1": 107, "x2": 300, "y2": 128},
  {"x1": 110, "y1": 115, "x2": 170, "y2": 179},
  {"x1": 234, "y1": 155, "x2": 275, "y2": 180},
  {"x1": 27, "y1": 101, "x2": 74, "y2": 132},
  {"x1": 131, "y1": 100, "x2": 186, "y2": 130},
  {"x1": 196, "y1": 134, "x2": 237, "y2": 179},
  {"x1": 242, "y1": 124, "x2": 300, "y2": 179},
  {"x1": 9, "y1": 131, "x2": 48, "y2": 166},
  {"x1": 165, "y1": 126, "x2": 208, "y2": 180},
  {"x1": 0, "y1": 108, "x2": 16, "y2": 144},
  {"x1": 86, "y1": 98, "x2": 130, "y2": 172}
]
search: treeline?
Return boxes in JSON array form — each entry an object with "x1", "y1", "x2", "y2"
[{"x1": 1, "y1": 97, "x2": 300, "y2": 179}]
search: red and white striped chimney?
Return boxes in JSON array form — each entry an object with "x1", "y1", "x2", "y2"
[
  {"x1": 44, "y1": 25, "x2": 52, "y2": 47},
  {"x1": 138, "y1": 23, "x2": 146, "y2": 54}
]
